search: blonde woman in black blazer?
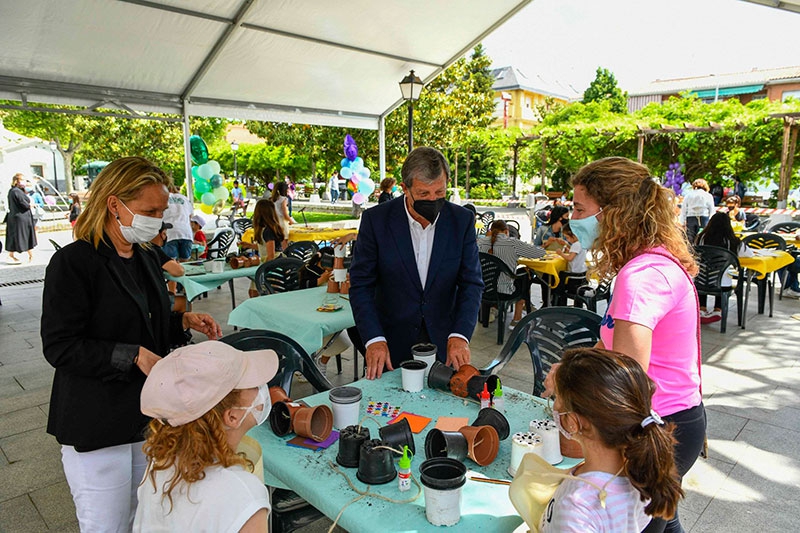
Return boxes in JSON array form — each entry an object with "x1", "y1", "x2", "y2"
[{"x1": 41, "y1": 157, "x2": 222, "y2": 532}]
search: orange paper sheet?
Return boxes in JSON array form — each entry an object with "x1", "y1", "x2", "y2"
[
  {"x1": 390, "y1": 412, "x2": 432, "y2": 433},
  {"x1": 434, "y1": 417, "x2": 470, "y2": 431}
]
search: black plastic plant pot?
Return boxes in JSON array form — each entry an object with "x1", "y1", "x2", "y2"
[
  {"x1": 356, "y1": 439, "x2": 396, "y2": 485},
  {"x1": 336, "y1": 425, "x2": 370, "y2": 468},
  {"x1": 427, "y1": 360, "x2": 455, "y2": 391},
  {"x1": 419, "y1": 457, "x2": 467, "y2": 490},
  {"x1": 466, "y1": 375, "x2": 501, "y2": 404},
  {"x1": 378, "y1": 416, "x2": 416, "y2": 456},
  {"x1": 471, "y1": 407, "x2": 510, "y2": 441},
  {"x1": 424, "y1": 429, "x2": 468, "y2": 461},
  {"x1": 269, "y1": 401, "x2": 292, "y2": 436}
]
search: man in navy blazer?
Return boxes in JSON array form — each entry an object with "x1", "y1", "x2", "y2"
[{"x1": 350, "y1": 147, "x2": 483, "y2": 379}]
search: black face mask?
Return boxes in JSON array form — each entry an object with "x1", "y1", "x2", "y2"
[{"x1": 408, "y1": 191, "x2": 446, "y2": 224}]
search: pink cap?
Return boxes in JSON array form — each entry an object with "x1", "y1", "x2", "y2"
[{"x1": 141, "y1": 340, "x2": 279, "y2": 427}]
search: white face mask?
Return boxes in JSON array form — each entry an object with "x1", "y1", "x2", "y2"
[
  {"x1": 231, "y1": 384, "x2": 271, "y2": 429},
  {"x1": 117, "y1": 201, "x2": 163, "y2": 244},
  {"x1": 553, "y1": 410, "x2": 575, "y2": 440}
]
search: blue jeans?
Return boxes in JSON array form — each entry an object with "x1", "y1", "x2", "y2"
[
  {"x1": 163, "y1": 239, "x2": 192, "y2": 260},
  {"x1": 331, "y1": 189, "x2": 339, "y2": 203},
  {"x1": 780, "y1": 255, "x2": 800, "y2": 292}
]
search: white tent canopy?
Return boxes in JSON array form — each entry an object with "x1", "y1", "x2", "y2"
[{"x1": 0, "y1": 0, "x2": 531, "y2": 130}]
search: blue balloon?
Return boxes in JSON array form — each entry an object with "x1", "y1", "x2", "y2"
[
  {"x1": 358, "y1": 178, "x2": 375, "y2": 196},
  {"x1": 340, "y1": 167, "x2": 353, "y2": 179},
  {"x1": 210, "y1": 174, "x2": 223, "y2": 189},
  {"x1": 341, "y1": 158, "x2": 351, "y2": 168}
]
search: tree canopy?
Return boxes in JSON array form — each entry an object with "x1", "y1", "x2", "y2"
[{"x1": 582, "y1": 67, "x2": 628, "y2": 114}]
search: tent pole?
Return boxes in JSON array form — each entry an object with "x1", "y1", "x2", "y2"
[
  {"x1": 182, "y1": 102, "x2": 193, "y2": 201},
  {"x1": 379, "y1": 115, "x2": 386, "y2": 183}
]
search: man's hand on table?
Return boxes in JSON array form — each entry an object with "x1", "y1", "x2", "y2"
[
  {"x1": 446, "y1": 337, "x2": 470, "y2": 370},
  {"x1": 365, "y1": 341, "x2": 393, "y2": 380}
]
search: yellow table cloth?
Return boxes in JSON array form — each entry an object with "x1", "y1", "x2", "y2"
[
  {"x1": 738, "y1": 250, "x2": 794, "y2": 280},
  {"x1": 241, "y1": 226, "x2": 357, "y2": 244},
  {"x1": 518, "y1": 253, "x2": 569, "y2": 288}
]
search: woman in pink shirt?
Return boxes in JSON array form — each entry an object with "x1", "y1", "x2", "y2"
[{"x1": 555, "y1": 157, "x2": 705, "y2": 533}]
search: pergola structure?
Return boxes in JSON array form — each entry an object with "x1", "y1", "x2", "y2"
[{"x1": 0, "y1": 0, "x2": 532, "y2": 195}]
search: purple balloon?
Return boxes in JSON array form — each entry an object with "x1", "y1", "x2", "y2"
[
  {"x1": 344, "y1": 134, "x2": 358, "y2": 161},
  {"x1": 268, "y1": 182, "x2": 274, "y2": 190}
]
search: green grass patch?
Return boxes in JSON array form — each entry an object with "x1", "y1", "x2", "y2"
[{"x1": 300, "y1": 212, "x2": 355, "y2": 223}]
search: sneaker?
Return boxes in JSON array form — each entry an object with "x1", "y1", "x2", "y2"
[
  {"x1": 710, "y1": 309, "x2": 722, "y2": 317},
  {"x1": 700, "y1": 314, "x2": 722, "y2": 324},
  {"x1": 488, "y1": 308, "x2": 497, "y2": 323},
  {"x1": 316, "y1": 357, "x2": 328, "y2": 375},
  {"x1": 294, "y1": 371, "x2": 308, "y2": 383},
  {"x1": 784, "y1": 289, "x2": 800, "y2": 299},
  {"x1": 508, "y1": 320, "x2": 519, "y2": 331}
]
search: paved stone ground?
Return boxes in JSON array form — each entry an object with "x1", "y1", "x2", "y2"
[{"x1": 2, "y1": 210, "x2": 800, "y2": 531}]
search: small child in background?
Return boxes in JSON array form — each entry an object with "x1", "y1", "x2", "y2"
[
  {"x1": 190, "y1": 214, "x2": 207, "y2": 259},
  {"x1": 555, "y1": 222, "x2": 588, "y2": 293}
]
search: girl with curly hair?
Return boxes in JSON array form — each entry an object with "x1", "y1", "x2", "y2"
[
  {"x1": 135, "y1": 341, "x2": 278, "y2": 532},
  {"x1": 544, "y1": 348, "x2": 683, "y2": 532},
  {"x1": 550, "y1": 157, "x2": 705, "y2": 533}
]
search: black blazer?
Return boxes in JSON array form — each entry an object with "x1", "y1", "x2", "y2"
[
  {"x1": 41, "y1": 236, "x2": 185, "y2": 450},
  {"x1": 349, "y1": 197, "x2": 483, "y2": 368}
]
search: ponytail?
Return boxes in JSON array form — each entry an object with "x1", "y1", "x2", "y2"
[
  {"x1": 623, "y1": 422, "x2": 684, "y2": 519},
  {"x1": 487, "y1": 220, "x2": 508, "y2": 255}
]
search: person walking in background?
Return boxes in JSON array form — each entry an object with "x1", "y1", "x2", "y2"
[
  {"x1": 68, "y1": 193, "x2": 81, "y2": 227},
  {"x1": 27, "y1": 182, "x2": 45, "y2": 230},
  {"x1": 733, "y1": 175, "x2": 746, "y2": 199},
  {"x1": 680, "y1": 178, "x2": 715, "y2": 245},
  {"x1": 41, "y1": 157, "x2": 222, "y2": 532},
  {"x1": 329, "y1": 170, "x2": 340, "y2": 204},
  {"x1": 378, "y1": 177, "x2": 396, "y2": 204},
  {"x1": 5, "y1": 173, "x2": 37, "y2": 263},
  {"x1": 231, "y1": 180, "x2": 245, "y2": 210},
  {"x1": 162, "y1": 185, "x2": 194, "y2": 262},
  {"x1": 271, "y1": 181, "x2": 294, "y2": 245},
  {"x1": 284, "y1": 176, "x2": 295, "y2": 216}
]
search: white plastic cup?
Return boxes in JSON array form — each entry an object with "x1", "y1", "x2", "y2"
[
  {"x1": 529, "y1": 420, "x2": 563, "y2": 465},
  {"x1": 419, "y1": 458, "x2": 467, "y2": 527},
  {"x1": 412, "y1": 343, "x2": 437, "y2": 379},
  {"x1": 400, "y1": 360, "x2": 426, "y2": 393},
  {"x1": 328, "y1": 386, "x2": 362, "y2": 430}
]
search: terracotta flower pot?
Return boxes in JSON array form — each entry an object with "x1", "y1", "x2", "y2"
[
  {"x1": 559, "y1": 432, "x2": 584, "y2": 459},
  {"x1": 458, "y1": 425, "x2": 499, "y2": 466},
  {"x1": 269, "y1": 386, "x2": 290, "y2": 406},
  {"x1": 292, "y1": 404, "x2": 334, "y2": 442},
  {"x1": 229, "y1": 256, "x2": 245, "y2": 269},
  {"x1": 449, "y1": 364, "x2": 480, "y2": 398}
]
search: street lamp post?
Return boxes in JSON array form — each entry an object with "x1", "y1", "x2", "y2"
[
  {"x1": 231, "y1": 140, "x2": 239, "y2": 178},
  {"x1": 399, "y1": 70, "x2": 423, "y2": 153},
  {"x1": 49, "y1": 140, "x2": 59, "y2": 191}
]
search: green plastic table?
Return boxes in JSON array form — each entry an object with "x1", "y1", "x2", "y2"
[
  {"x1": 248, "y1": 369, "x2": 579, "y2": 532},
  {"x1": 167, "y1": 262, "x2": 259, "y2": 307},
  {"x1": 228, "y1": 286, "x2": 357, "y2": 375}
]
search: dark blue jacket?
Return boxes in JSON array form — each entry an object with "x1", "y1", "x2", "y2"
[{"x1": 349, "y1": 197, "x2": 483, "y2": 368}]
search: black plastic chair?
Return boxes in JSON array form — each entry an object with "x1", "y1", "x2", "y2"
[
  {"x1": 503, "y1": 219, "x2": 521, "y2": 239},
  {"x1": 742, "y1": 233, "x2": 786, "y2": 311},
  {"x1": 569, "y1": 278, "x2": 612, "y2": 313},
  {"x1": 205, "y1": 228, "x2": 235, "y2": 260},
  {"x1": 283, "y1": 241, "x2": 319, "y2": 264},
  {"x1": 479, "y1": 252, "x2": 526, "y2": 345},
  {"x1": 48, "y1": 238, "x2": 62, "y2": 251},
  {"x1": 477, "y1": 211, "x2": 495, "y2": 236},
  {"x1": 255, "y1": 257, "x2": 304, "y2": 295},
  {"x1": 766, "y1": 221, "x2": 800, "y2": 234},
  {"x1": 230, "y1": 217, "x2": 253, "y2": 241},
  {"x1": 694, "y1": 245, "x2": 742, "y2": 333},
  {"x1": 218, "y1": 330, "x2": 330, "y2": 533},
  {"x1": 480, "y1": 307, "x2": 601, "y2": 397}
]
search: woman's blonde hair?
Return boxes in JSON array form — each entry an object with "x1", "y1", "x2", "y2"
[
  {"x1": 73, "y1": 157, "x2": 172, "y2": 247},
  {"x1": 10, "y1": 173, "x2": 25, "y2": 187},
  {"x1": 692, "y1": 178, "x2": 709, "y2": 191},
  {"x1": 141, "y1": 389, "x2": 252, "y2": 510},
  {"x1": 571, "y1": 157, "x2": 697, "y2": 279}
]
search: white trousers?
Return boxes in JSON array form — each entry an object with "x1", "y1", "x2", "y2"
[{"x1": 61, "y1": 442, "x2": 147, "y2": 533}]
